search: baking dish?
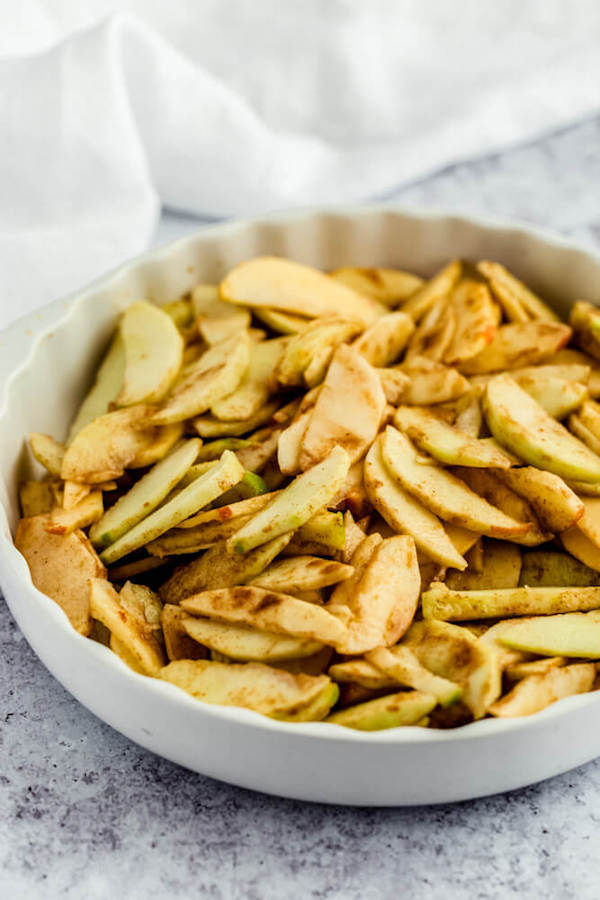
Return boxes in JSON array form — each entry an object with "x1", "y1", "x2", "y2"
[{"x1": 2, "y1": 205, "x2": 600, "y2": 805}]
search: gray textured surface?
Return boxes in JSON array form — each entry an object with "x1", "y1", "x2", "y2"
[{"x1": 3, "y1": 118, "x2": 600, "y2": 898}]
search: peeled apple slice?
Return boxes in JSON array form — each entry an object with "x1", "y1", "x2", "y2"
[{"x1": 116, "y1": 301, "x2": 184, "y2": 406}]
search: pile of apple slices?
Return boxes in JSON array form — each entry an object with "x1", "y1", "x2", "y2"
[{"x1": 15, "y1": 255, "x2": 600, "y2": 729}]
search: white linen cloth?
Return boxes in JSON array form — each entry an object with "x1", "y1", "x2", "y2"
[{"x1": 2, "y1": 0, "x2": 600, "y2": 324}]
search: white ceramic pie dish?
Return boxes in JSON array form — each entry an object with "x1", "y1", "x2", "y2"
[{"x1": 2, "y1": 205, "x2": 600, "y2": 806}]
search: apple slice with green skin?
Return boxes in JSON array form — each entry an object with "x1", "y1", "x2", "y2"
[
  {"x1": 151, "y1": 332, "x2": 250, "y2": 425},
  {"x1": 228, "y1": 445, "x2": 350, "y2": 554},
  {"x1": 363, "y1": 438, "x2": 467, "y2": 570},
  {"x1": 489, "y1": 663, "x2": 596, "y2": 717},
  {"x1": 490, "y1": 610, "x2": 600, "y2": 657},
  {"x1": 89, "y1": 438, "x2": 201, "y2": 549},
  {"x1": 366, "y1": 646, "x2": 461, "y2": 707},
  {"x1": 381, "y1": 426, "x2": 530, "y2": 538},
  {"x1": 67, "y1": 334, "x2": 125, "y2": 442},
  {"x1": 180, "y1": 585, "x2": 347, "y2": 645},
  {"x1": 100, "y1": 450, "x2": 245, "y2": 564},
  {"x1": 326, "y1": 691, "x2": 437, "y2": 731},
  {"x1": 116, "y1": 302, "x2": 184, "y2": 406},
  {"x1": 394, "y1": 406, "x2": 513, "y2": 468},
  {"x1": 519, "y1": 551, "x2": 599, "y2": 588},
  {"x1": 160, "y1": 658, "x2": 338, "y2": 721},
  {"x1": 513, "y1": 374, "x2": 587, "y2": 419},
  {"x1": 446, "y1": 540, "x2": 522, "y2": 591},
  {"x1": 483, "y1": 374, "x2": 600, "y2": 483},
  {"x1": 421, "y1": 583, "x2": 600, "y2": 621},
  {"x1": 220, "y1": 256, "x2": 385, "y2": 326}
]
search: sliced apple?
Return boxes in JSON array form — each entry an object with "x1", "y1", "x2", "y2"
[
  {"x1": 489, "y1": 663, "x2": 596, "y2": 717},
  {"x1": 191, "y1": 284, "x2": 250, "y2": 345},
  {"x1": 192, "y1": 400, "x2": 281, "y2": 439},
  {"x1": 151, "y1": 332, "x2": 250, "y2": 425},
  {"x1": 160, "y1": 658, "x2": 337, "y2": 721},
  {"x1": 394, "y1": 406, "x2": 513, "y2": 468},
  {"x1": 180, "y1": 585, "x2": 347, "y2": 645},
  {"x1": 183, "y1": 618, "x2": 323, "y2": 663},
  {"x1": 90, "y1": 579, "x2": 166, "y2": 676},
  {"x1": 328, "y1": 658, "x2": 397, "y2": 690},
  {"x1": 158, "y1": 533, "x2": 291, "y2": 605},
  {"x1": 363, "y1": 438, "x2": 466, "y2": 569},
  {"x1": 250, "y1": 556, "x2": 354, "y2": 593},
  {"x1": 570, "y1": 301, "x2": 600, "y2": 361},
  {"x1": 89, "y1": 438, "x2": 200, "y2": 549},
  {"x1": 229, "y1": 445, "x2": 349, "y2": 554},
  {"x1": 15, "y1": 516, "x2": 105, "y2": 635},
  {"x1": 328, "y1": 535, "x2": 420, "y2": 654},
  {"x1": 476, "y1": 260, "x2": 560, "y2": 322},
  {"x1": 400, "y1": 260, "x2": 462, "y2": 322},
  {"x1": 220, "y1": 256, "x2": 384, "y2": 325},
  {"x1": 561, "y1": 524, "x2": 600, "y2": 572},
  {"x1": 61, "y1": 405, "x2": 155, "y2": 483},
  {"x1": 483, "y1": 374, "x2": 600, "y2": 483},
  {"x1": 100, "y1": 450, "x2": 244, "y2": 564},
  {"x1": 400, "y1": 358, "x2": 470, "y2": 405},
  {"x1": 352, "y1": 311, "x2": 414, "y2": 367},
  {"x1": 326, "y1": 691, "x2": 436, "y2": 730},
  {"x1": 422, "y1": 583, "x2": 600, "y2": 621},
  {"x1": 519, "y1": 551, "x2": 599, "y2": 588},
  {"x1": 377, "y1": 368, "x2": 411, "y2": 404},
  {"x1": 274, "y1": 317, "x2": 363, "y2": 388},
  {"x1": 516, "y1": 374, "x2": 587, "y2": 419},
  {"x1": 161, "y1": 604, "x2": 207, "y2": 661},
  {"x1": 453, "y1": 466, "x2": 551, "y2": 547},
  {"x1": 366, "y1": 645, "x2": 461, "y2": 706},
  {"x1": 251, "y1": 307, "x2": 310, "y2": 335},
  {"x1": 495, "y1": 467, "x2": 584, "y2": 533},
  {"x1": 46, "y1": 491, "x2": 103, "y2": 536},
  {"x1": 446, "y1": 539, "x2": 522, "y2": 591},
  {"x1": 19, "y1": 481, "x2": 54, "y2": 517},
  {"x1": 298, "y1": 344, "x2": 385, "y2": 470},
  {"x1": 67, "y1": 334, "x2": 125, "y2": 442},
  {"x1": 211, "y1": 337, "x2": 286, "y2": 421},
  {"x1": 29, "y1": 433, "x2": 64, "y2": 476},
  {"x1": 329, "y1": 266, "x2": 424, "y2": 305},
  {"x1": 444, "y1": 279, "x2": 500, "y2": 365},
  {"x1": 492, "y1": 610, "x2": 600, "y2": 657},
  {"x1": 405, "y1": 296, "x2": 455, "y2": 362},
  {"x1": 459, "y1": 322, "x2": 571, "y2": 375},
  {"x1": 381, "y1": 426, "x2": 530, "y2": 538},
  {"x1": 115, "y1": 301, "x2": 183, "y2": 406},
  {"x1": 402, "y1": 619, "x2": 501, "y2": 718}
]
